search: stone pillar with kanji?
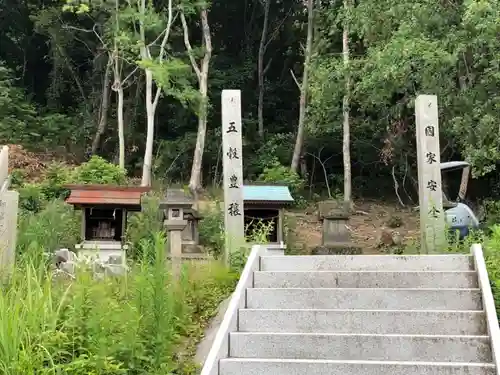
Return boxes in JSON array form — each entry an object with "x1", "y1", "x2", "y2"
[
  {"x1": 221, "y1": 90, "x2": 245, "y2": 264},
  {"x1": 415, "y1": 94, "x2": 446, "y2": 253}
]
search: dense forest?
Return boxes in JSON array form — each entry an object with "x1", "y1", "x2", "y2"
[{"x1": 1, "y1": 0, "x2": 500, "y2": 201}]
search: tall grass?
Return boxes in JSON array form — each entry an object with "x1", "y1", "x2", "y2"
[{"x1": 2, "y1": 201, "x2": 239, "y2": 374}]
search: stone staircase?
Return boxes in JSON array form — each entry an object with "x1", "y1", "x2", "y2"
[{"x1": 202, "y1": 248, "x2": 500, "y2": 375}]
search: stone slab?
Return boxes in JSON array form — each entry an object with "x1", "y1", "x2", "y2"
[
  {"x1": 246, "y1": 288, "x2": 482, "y2": 310},
  {"x1": 260, "y1": 255, "x2": 474, "y2": 271},
  {"x1": 238, "y1": 309, "x2": 487, "y2": 335},
  {"x1": 253, "y1": 271, "x2": 479, "y2": 289},
  {"x1": 220, "y1": 358, "x2": 495, "y2": 375},
  {"x1": 229, "y1": 332, "x2": 491, "y2": 362}
]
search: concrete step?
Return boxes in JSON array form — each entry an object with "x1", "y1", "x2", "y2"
[
  {"x1": 253, "y1": 271, "x2": 478, "y2": 289},
  {"x1": 238, "y1": 309, "x2": 487, "y2": 335},
  {"x1": 260, "y1": 255, "x2": 474, "y2": 272},
  {"x1": 246, "y1": 288, "x2": 482, "y2": 310},
  {"x1": 219, "y1": 358, "x2": 496, "y2": 375},
  {"x1": 229, "y1": 332, "x2": 492, "y2": 363}
]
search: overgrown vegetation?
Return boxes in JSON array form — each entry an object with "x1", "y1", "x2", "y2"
[
  {"x1": 3, "y1": 156, "x2": 273, "y2": 373},
  {"x1": 2, "y1": 234, "x2": 238, "y2": 374}
]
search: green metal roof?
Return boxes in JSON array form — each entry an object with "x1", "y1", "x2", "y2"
[{"x1": 243, "y1": 185, "x2": 294, "y2": 202}]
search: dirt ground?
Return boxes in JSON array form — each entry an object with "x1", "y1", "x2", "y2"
[{"x1": 289, "y1": 200, "x2": 420, "y2": 254}]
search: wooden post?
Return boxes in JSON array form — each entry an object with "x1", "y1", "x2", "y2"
[
  {"x1": 415, "y1": 95, "x2": 446, "y2": 253},
  {"x1": 221, "y1": 90, "x2": 245, "y2": 265}
]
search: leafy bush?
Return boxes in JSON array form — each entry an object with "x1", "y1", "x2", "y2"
[
  {"x1": 257, "y1": 159, "x2": 306, "y2": 207},
  {"x1": 126, "y1": 194, "x2": 165, "y2": 261},
  {"x1": 16, "y1": 200, "x2": 81, "y2": 262},
  {"x1": 484, "y1": 225, "x2": 500, "y2": 314},
  {"x1": 481, "y1": 199, "x2": 500, "y2": 228},
  {"x1": 72, "y1": 155, "x2": 126, "y2": 185},
  {"x1": 199, "y1": 201, "x2": 225, "y2": 259},
  {"x1": 18, "y1": 156, "x2": 127, "y2": 213}
]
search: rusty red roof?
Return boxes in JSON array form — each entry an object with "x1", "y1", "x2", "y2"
[{"x1": 64, "y1": 184, "x2": 150, "y2": 208}]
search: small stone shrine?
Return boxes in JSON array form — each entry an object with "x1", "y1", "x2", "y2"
[
  {"x1": 243, "y1": 184, "x2": 294, "y2": 243},
  {"x1": 159, "y1": 188, "x2": 204, "y2": 257},
  {"x1": 65, "y1": 184, "x2": 150, "y2": 264},
  {"x1": 311, "y1": 200, "x2": 362, "y2": 255}
]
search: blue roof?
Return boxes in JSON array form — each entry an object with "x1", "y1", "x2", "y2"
[{"x1": 243, "y1": 185, "x2": 294, "y2": 202}]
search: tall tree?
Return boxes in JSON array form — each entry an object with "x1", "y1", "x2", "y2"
[
  {"x1": 291, "y1": 0, "x2": 314, "y2": 173},
  {"x1": 257, "y1": 0, "x2": 271, "y2": 139},
  {"x1": 342, "y1": 0, "x2": 352, "y2": 204},
  {"x1": 138, "y1": 0, "x2": 175, "y2": 186},
  {"x1": 180, "y1": 2, "x2": 213, "y2": 193}
]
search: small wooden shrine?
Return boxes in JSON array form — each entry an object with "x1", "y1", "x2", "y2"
[
  {"x1": 159, "y1": 188, "x2": 203, "y2": 253},
  {"x1": 243, "y1": 184, "x2": 294, "y2": 243},
  {"x1": 65, "y1": 184, "x2": 150, "y2": 263}
]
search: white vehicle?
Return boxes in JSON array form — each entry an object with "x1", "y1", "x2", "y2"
[{"x1": 441, "y1": 161, "x2": 480, "y2": 239}]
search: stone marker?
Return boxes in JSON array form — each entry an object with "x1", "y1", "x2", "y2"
[
  {"x1": 311, "y1": 200, "x2": 361, "y2": 255},
  {"x1": 221, "y1": 90, "x2": 245, "y2": 264},
  {"x1": 0, "y1": 146, "x2": 19, "y2": 276},
  {"x1": 415, "y1": 95, "x2": 446, "y2": 253}
]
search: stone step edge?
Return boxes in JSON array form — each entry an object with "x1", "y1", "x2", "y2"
[
  {"x1": 230, "y1": 332, "x2": 490, "y2": 340},
  {"x1": 248, "y1": 287, "x2": 481, "y2": 291},
  {"x1": 260, "y1": 255, "x2": 473, "y2": 258},
  {"x1": 254, "y1": 270, "x2": 478, "y2": 274},
  {"x1": 240, "y1": 308, "x2": 485, "y2": 313},
  {"x1": 221, "y1": 358, "x2": 496, "y2": 367}
]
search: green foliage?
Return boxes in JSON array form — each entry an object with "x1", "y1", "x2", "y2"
[
  {"x1": 7, "y1": 202, "x2": 238, "y2": 374},
  {"x1": 484, "y1": 225, "x2": 500, "y2": 314},
  {"x1": 16, "y1": 200, "x2": 81, "y2": 260},
  {"x1": 72, "y1": 155, "x2": 127, "y2": 185},
  {"x1": 199, "y1": 201, "x2": 225, "y2": 259},
  {"x1": 257, "y1": 160, "x2": 306, "y2": 207},
  {"x1": 126, "y1": 194, "x2": 165, "y2": 261},
  {"x1": 481, "y1": 199, "x2": 500, "y2": 228},
  {"x1": 1, "y1": 238, "x2": 237, "y2": 374},
  {"x1": 18, "y1": 157, "x2": 127, "y2": 214},
  {"x1": 0, "y1": 64, "x2": 38, "y2": 145}
]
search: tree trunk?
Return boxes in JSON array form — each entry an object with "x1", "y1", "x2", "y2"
[
  {"x1": 342, "y1": 0, "x2": 352, "y2": 203},
  {"x1": 141, "y1": 69, "x2": 156, "y2": 186},
  {"x1": 257, "y1": 0, "x2": 270, "y2": 139},
  {"x1": 188, "y1": 8, "x2": 213, "y2": 194},
  {"x1": 117, "y1": 84, "x2": 125, "y2": 169},
  {"x1": 91, "y1": 59, "x2": 111, "y2": 154},
  {"x1": 291, "y1": 0, "x2": 314, "y2": 173}
]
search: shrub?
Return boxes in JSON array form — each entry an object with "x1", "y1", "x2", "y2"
[
  {"x1": 484, "y1": 225, "x2": 500, "y2": 314},
  {"x1": 198, "y1": 201, "x2": 225, "y2": 259},
  {"x1": 71, "y1": 155, "x2": 126, "y2": 185},
  {"x1": 18, "y1": 156, "x2": 128, "y2": 214},
  {"x1": 482, "y1": 199, "x2": 500, "y2": 229},
  {"x1": 257, "y1": 159, "x2": 306, "y2": 207},
  {"x1": 16, "y1": 200, "x2": 81, "y2": 263},
  {"x1": 126, "y1": 194, "x2": 165, "y2": 261}
]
